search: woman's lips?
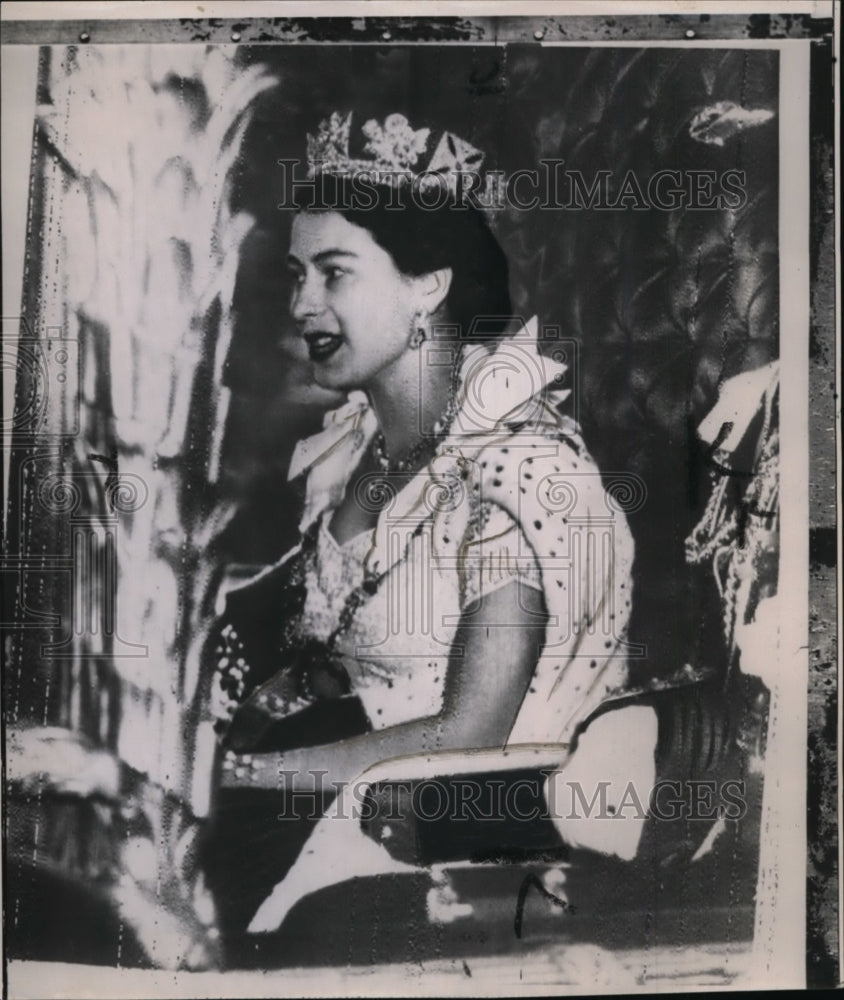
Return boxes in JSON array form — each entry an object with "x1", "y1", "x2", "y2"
[{"x1": 303, "y1": 332, "x2": 344, "y2": 362}]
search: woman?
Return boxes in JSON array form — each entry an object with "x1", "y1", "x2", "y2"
[{"x1": 201, "y1": 112, "x2": 638, "y2": 953}]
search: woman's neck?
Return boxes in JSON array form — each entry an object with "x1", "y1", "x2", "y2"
[{"x1": 365, "y1": 347, "x2": 455, "y2": 463}]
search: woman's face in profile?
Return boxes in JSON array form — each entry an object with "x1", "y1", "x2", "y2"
[{"x1": 287, "y1": 210, "x2": 420, "y2": 391}]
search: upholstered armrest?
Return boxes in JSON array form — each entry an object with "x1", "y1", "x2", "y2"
[
  {"x1": 355, "y1": 678, "x2": 744, "y2": 867},
  {"x1": 356, "y1": 708, "x2": 658, "y2": 867},
  {"x1": 248, "y1": 682, "x2": 750, "y2": 935}
]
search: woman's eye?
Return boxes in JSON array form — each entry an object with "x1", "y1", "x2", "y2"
[
  {"x1": 287, "y1": 269, "x2": 305, "y2": 286},
  {"x1": 326, "y1": 267, "x2": 346, "y2": 282}
]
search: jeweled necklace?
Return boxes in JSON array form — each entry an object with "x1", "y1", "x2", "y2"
[{"x1": 371, "y1": 361, "x2": 462, "y2": 474}]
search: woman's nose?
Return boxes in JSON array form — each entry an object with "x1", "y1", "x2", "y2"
[{"x1": 290, "y1": 272, "x2": 324, "y2": 322}]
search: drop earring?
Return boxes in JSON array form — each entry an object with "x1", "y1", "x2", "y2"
[{"x1": 409, "y1": 311, "x2": 428, "y2": 350}]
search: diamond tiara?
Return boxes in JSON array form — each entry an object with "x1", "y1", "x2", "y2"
[{"x1": 306, "y1": 111, "x2": 488, "y2": 193}]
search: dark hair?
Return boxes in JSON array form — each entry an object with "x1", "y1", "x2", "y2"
[{"x1": 292, "y1": 172, "x2": 512, "y2": 343}]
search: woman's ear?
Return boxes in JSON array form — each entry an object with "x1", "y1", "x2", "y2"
[{"x1": 415, "y1": 267, "x2": 453, "y2": 318}]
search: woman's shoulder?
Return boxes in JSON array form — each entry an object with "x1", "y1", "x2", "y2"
[
  {"x1": 458, "y1": 411, "x2": 625, "y2": 539},
  {"x1": 469, "y1": 410, "x2": 600, "y2": 484}
]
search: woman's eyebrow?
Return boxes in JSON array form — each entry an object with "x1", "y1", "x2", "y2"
[
  {"x1": 312, "y1": 249, "x2": 359, "y2": 264},
  {"x1": 287, "y1": 248, "x2": 359, "y2": 269}
]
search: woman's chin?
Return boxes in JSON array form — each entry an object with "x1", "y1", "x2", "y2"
[{"x1": 311, "y1": 365, "x2": 357, "y2": 393}]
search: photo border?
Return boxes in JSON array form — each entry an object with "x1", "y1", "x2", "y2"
[{"x1": 1, "y1": 2, "x2": 838, "y2": 995}]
